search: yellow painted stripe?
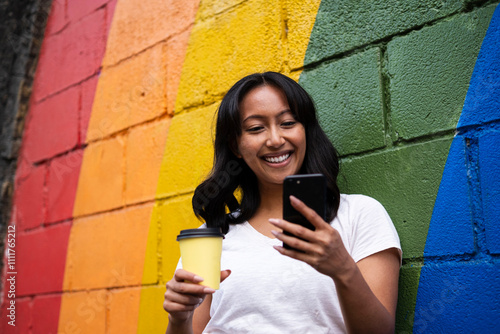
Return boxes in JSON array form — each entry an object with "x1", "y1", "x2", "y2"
[{"x1": 137, "y1": 0, "x2": 321, "y2": 332}]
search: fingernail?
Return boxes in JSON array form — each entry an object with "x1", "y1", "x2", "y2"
[
  {"x1": 271, "y1": 230, "x2": 279, "y2": 237},
  {"x1": 203, "y1": 287, "x2": 216, "y2": 294},
  {"x1": 269, "y1": 218, "x2": 280, "y2": 224},
  {"x1": 193, "y1": 275, "x2": 204, "y2": 282}
]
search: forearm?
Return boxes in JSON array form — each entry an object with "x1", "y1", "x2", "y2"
[
  {"x1": 267, "y1": 209, "x2": 399, "y2": 332},
  {"x1": 332, "y1": 258, "x2": 395, "y2": 334}
]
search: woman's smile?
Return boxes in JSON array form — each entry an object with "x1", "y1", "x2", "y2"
[{"x1": 261, "y1": 151, "x2": 292, "y2": 164}]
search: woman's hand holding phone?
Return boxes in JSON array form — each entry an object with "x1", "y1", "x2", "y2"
[
  {"x1": 270, "y1": 196, "x2": 354, "y2": 280},
  {"x1": 282, "y1": 174, "x2": 326, "y2": 250}
]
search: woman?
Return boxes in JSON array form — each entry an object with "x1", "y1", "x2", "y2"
[{"x1": 164, "y1": 72, "x2": 402, "y2": 333}]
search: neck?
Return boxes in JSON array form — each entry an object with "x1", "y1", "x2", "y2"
[
  {"x1": 246, "y1": 182, "x2": 284, "y2": 238},
  {"x1": 256, "y1": 182, "x2": 283, "y2": 219}
]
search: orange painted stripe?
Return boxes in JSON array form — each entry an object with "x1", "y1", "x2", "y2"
[{"x1": 57, "y1": 0, "x2": 201, "y2": 333}]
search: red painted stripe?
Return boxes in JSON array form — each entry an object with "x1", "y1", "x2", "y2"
[{"x1": 0, "y1": 1, "x2": 118, "y2": 333}]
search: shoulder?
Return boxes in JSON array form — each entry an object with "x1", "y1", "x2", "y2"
[
  {"x1": 336, "y1": 194, "x2": 401, "y2": 263},
  {"x1": 338, "y1": 194, "x2": 389, "y2": 217},
  {"x1": 340, "y1": 193, "x2": 385, "y2": 206}
]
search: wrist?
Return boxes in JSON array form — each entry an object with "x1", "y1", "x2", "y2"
[
  {"x1": 168, "y1": 313, "x2": 193, "y2": 327},
  {"x1": 330, "y1": 256, "x2": 358, "y2": 288}
]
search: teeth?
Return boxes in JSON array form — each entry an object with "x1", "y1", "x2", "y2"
[{"x1": 265, "y1": 153, "x2": 290, "y2": 163}]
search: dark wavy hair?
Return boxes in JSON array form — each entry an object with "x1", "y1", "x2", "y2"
[{"x1": 192, "y1": 72, "x2": 340, "y2": 233}]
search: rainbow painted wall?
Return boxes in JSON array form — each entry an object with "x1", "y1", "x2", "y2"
[{"x1": 1, "y1": 0, "x2": 499, "y2": 333}]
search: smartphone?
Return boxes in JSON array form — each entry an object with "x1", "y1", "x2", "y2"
[{"x1": 282, "y1": 174, "x2": 326, "y2": 250}]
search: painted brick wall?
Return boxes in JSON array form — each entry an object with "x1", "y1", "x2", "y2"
[
  {"x1": 1, "y1": 0, "x2": 499, "y2": 333},
  {"x1": 301, "y1": 2, "x2": 500, "y2": 332}
]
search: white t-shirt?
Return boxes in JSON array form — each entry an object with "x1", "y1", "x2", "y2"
[{"x1": 180, "y1": 194, "x2": 402, "y2": 333}]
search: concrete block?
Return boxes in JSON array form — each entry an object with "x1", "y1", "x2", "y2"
[
  {"x1": 58, "y1": 290, "x2": 107, "y2": 334},
  {"x1": 32, "y1": 9, "x2": 107, "y2": 101},
  {"x1": 105, "y1": 0, "x2": 118, "y2": 36},
  {"x1": 156, "y1": 104, "x2": 217, "y2": 199},
  {"x1": 32, "y1": 294, "x2": 62, "y2": 334},
  {"x1": 284, "y1": 0, "x2": 322, "y2": 71},
  {"x1": 338, "y1": 138, "x2": 452, "y2": 258},
  {"x1": 13, "y1": 164, "x2": 46, "y2": 231},
  {"x1": 14, "y1": 153, "x2": 37, "y2": 187},
  {"x1": 125, "y1": 118, "x2": 171, "y2": 205},
  {"x1": 67, "y1": 0, "x2": 109, "y2": 23},
  {"x1": 63, "y1": 204, "x2": 153, "y2": 290},
  {"x1": 141, "y1": 203, "x2": 160, "y2": 285},
  {"x1": 388, "y1": 6, "x2": 495, "y2": 140},
  {"x1": 0, "y1": 297, "x2": 31, "y2": 333},
  {"x1": 80, "y1": 76, "x2": 99, "y2": 144},
  {"x1": 423, "y1": 135, "x2": 474, "y2": 257},
  {"x1": 195, "y1": 0, "x2": 246, "y2": 20},
  {"x1": 44, "y1": 0, "x2": 67, "y2": 36},
  {"x1": 16, "y1": 222, "x2": 71, "y2": 296},
  {"x1": 46, "y1": 150, "x2": 84, "y2": 224},
  {"x1": 166, "y1": 28, "x2": 194, "y2": 114},
  {"x1": 87, "y1": 43, "x2": 167, "y2": 141},
  {"x1": 395, "y1": 264, "x2": 421, "y2": 333},
  {"x1": 73, "y1": 136, "x2": 125, "y2": 216},
  {"x1": 103, "y1": 0, "x2": 199, "y2": 65},
  {"x1": 305, "y1": 0, "x2": 463, "y2": 65},
  {"x1": 24, "y1": 87, "x2": 79, "y2": 162},
  {"x1": 107, "y1": 287, "x2": 141, "y2": 334},
  {"x1": 458, "y1": 5, "x2": 500, "y2": 128},
  {"x1": 415, "y1": 261, "x2": 500, "y2": 333},
  {"x1": 300, "y1": 47, "x2": 385, "y2": 156},
  {"x1": 136, "y1": 285, "x2": 169, "y2": 334},
  {"x1": 17, "y1": 298, "x2": 32, "y2": 332}
]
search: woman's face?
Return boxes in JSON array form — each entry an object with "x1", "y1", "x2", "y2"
[{"x1": 235, "y1": 85, "x2": 306, "y2": 189}]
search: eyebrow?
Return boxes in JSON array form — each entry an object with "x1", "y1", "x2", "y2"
[{"x1": 242, "y1": 110, "x2": 293, "y2": 123}]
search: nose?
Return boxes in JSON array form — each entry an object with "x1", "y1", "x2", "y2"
[{"x1": 266, "y1": 126, "x2": 285, "y2": 148}]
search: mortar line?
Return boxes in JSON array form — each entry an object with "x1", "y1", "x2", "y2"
[
  {"x1": 338, "y1": 130, "x2": 456, "y2": 161},
  {"x1": 193, "y1": 0, "x2": 249, "y2": 23},
  {"x1": 279, "y1": 0, "x2": 290, "y2": 75},
  {"x1": 456, "y1": 117, "x2": 500, "y2": 135},
  {"x1": 464, "y1": 136, "x2": 488, "y2": 258},
  {"x1": 378, "y1": 43, "x2": 394, "y2": 148},
  {"x1": 157, "y1": 196, "x2": 163, "y2": 284}
]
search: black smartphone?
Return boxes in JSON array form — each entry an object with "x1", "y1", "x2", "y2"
[{"x1": 282, "y1": 174, "x2": 326, "y2": 250}]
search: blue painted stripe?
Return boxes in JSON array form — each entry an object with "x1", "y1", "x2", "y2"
[{"x1": 415, "y1": 5, "x2": 500, "y2": 333}]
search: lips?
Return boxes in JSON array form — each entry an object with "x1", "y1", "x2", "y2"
[{"x1": 262, "y1": 152, "x2": 291, "y2": 164}]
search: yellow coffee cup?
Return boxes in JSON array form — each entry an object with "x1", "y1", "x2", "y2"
[{"x1": 177, "y1": 228, "x2": 224, "y2": 290}]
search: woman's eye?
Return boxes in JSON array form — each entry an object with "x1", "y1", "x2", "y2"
[
  {"x1": 282, "y1": 121, "x2": 296, "y2": 127},
  {"x1": 246, "y1": 126, "x2": 264, "y2": 132}
]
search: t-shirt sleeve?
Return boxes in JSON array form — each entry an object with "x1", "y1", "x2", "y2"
[{"x1": 349, "y1": 195, "x2": 402, "y2": 265}]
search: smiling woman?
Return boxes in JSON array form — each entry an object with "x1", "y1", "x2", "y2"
[
  {"x1": 163, "y1": 72, "x2": 402, "y2": 334},
  {"x1": 192, "y1": 72, "x2": 341, "y2": 236}
]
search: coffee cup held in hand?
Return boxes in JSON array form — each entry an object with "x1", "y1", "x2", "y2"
[{"x1": 177, "y1": 228, "x2": 224, "y2": 289}]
